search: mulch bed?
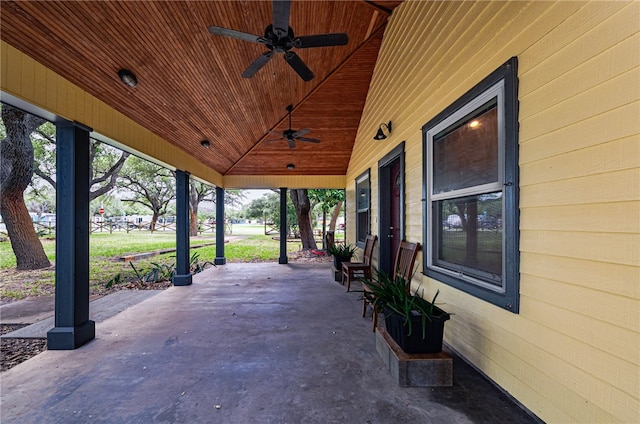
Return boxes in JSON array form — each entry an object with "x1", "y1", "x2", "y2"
[{"x1": 1, "y1": 324, "x2": 47, "y2": 372}]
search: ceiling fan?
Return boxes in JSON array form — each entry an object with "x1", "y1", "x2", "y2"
[
  {"x1": 267, "y1": 105, "x2": 321, "y2": 149},
  {"x1": 208, "y1": 0, "x2": 348, "y2": 81}
]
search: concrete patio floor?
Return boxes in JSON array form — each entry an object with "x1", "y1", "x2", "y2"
[{"x1": 1, "y1": 262, "x2": 539, "y2": 423}]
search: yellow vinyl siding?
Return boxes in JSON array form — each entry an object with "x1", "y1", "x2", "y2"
[
  {"x1": 522, "y1": 201, "x2": 640, "y2": 233},
  {"x1": 521, "y1": 68, "x2": 639, "y2": 142},
  {"x1": 520, "y1": 101, "x2": 639, "y2": 163},
  {"x1": 346, "y1": 1, "x2": 640, "y2": 422},
  {"x1": 521, "y1": 136, "x2": 639, "y2": 185}
]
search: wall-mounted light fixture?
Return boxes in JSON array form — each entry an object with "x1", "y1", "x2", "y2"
[
  {"x1": 287, "y1": 163, "x2": 295, "y2": 170},
  {"x1": 200, "y1": 140, "x2": 211, "y2": 149},
  {"x1": 118, "y1": 69, "x2": 138, "y2": 88},
  {"x1": 373, "y1": 121, "x2": 392, "y2": 140}
]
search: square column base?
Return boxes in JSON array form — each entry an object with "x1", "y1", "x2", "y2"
[
  {"x1": 376, "y1": 327, "x2": 453, "y2": 387},
  {"x1": 47, "y1": 320, "x2": 95, "y2": 350},
  {"x1": 214, "y1": 257, "x2": 226, "y2": 265},
  {"x1": 172, "y1": 273, "x2": 193, "y2": 286}
]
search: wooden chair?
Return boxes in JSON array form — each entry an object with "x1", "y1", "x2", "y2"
[
  {"x1": 362, "y1": 240, "x2": 421, "y2": 331},
  {"x1": 341, "y1": 235, "x2": 377, "y2": 292}
]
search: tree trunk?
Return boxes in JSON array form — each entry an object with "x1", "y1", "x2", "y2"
[
  {"x1": 328, "y1": 201, "x2": 343, "y2": 231},
  {"x1": 0, "y1": 106, "x2": 50, "y2": 270},
  {"x1": 189, "y1": 184, "x2": 198, "y2": 236},
  {"x1": 289, "y1": 189, "x2": 317, "y2": 250},
  {"x1": 1, "y1": 196, "x2": 51, "y2": 269},
  {"x1": 150, "y1": 211, "x2": 159, "y2": 232},
  {"x1": 189, "y1": 209, "x2": 198, "y2": 236}
]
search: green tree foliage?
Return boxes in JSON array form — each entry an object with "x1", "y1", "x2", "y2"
[
  {"x1": 117, "y1": 156, "x2": 175, "y2": 231},
  {"x1": 308, "y1": 189, "x2": 344, "y2": 231},
  {"x1": 31, "y1": 124, "x2": 129, "y2": 203},
  {"x1": 189, "y1": 183, "x2": 246, "y2": 235},
  {"x1": 244, "y1": 191, "x2": 297, "y2": 236},
  {"x1": 25, "y1": 184, "x2": 55, "y2": 218},
  {"x1": 189, "y1": 181, "x2": 216, "y2": 236}
]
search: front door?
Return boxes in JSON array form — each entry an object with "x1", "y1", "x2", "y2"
[
  {"x1": 378, "y1": 143, "x2": 405, "y2": 276},
  {"x1": 389, "y1": 159, "x2": 401, "y2": 259}
]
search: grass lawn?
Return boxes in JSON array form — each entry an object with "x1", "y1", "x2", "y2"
[
  {"x1": 0, "y1": 229, "x2": 311, "y2": 301},
  {"x1": 440, "y1": 229, "x2": 502, "y2": 275}
]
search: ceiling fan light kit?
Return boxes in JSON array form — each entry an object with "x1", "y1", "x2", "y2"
[{"x1": 208, "y1": 0, "x2": 348, "y2": 81}]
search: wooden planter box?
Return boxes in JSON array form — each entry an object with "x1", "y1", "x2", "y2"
[
  {"x1": 383, "y1": 306, "x2": 449, "y2": 354},
  {"x1": 376, "y1": 327, "x2": 453, "y2": 387}
]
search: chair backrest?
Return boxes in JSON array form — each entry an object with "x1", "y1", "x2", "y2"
[
  {"x1": 393, "y1": 241, "x2": 421, "y2": 293},
  {"x1": 362, "y1": 234, "x2": 378, "y2": 265}
]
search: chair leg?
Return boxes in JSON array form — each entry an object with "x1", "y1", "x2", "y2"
[
  {"x1": 346, "y1": 272, "x2": 352, "y2": 292},
  {"x1": 362, "y1": 297, "x2": 367, "y2": 317}
]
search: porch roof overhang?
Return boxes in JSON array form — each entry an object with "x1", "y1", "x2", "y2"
[{"x1": 0, "y1": 1, "x2": 403, "y2": 188}]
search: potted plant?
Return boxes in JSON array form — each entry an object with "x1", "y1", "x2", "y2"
[
  {"x1": 327, "y1": 243, "x2": 357, "y2": 269},
  {"x1": 363, "y1": 270, "x2": 450, "y2": 354}
]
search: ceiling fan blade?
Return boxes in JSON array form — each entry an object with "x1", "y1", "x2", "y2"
[
  {"x1": 294, "y1": 33, "x2": 349, "y2": 48},
  {"x1": 288, "y1": 139, "x2": 296, "y2": 149},
  {"x1": 296, "y1": 136, "x2": 321, "y2": 143},
  {"x1": 208, "y1": 26, "x2": 265, "y2": 44},
  {"x1": 284, "y1": 52, "x2": 314, "y2": 81},
  {"x1": 291, "y1": 128, "x2": 310, "y2": 138},
  {"x1": 272, "y1": 0, "x2": 291, "y2": 38},
  {"x1": 242, "y1": 51, "x2": 274, "y2": 78}
]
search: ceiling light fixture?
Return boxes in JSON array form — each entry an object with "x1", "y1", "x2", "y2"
[
  {"x1": 373, "y1": 121, "x2": 392, "y2": 140},
  {"x1": 117, "y1": 69, "x2": 138, "y2": 88},
  {"x1": 287, "y1": 163, "x2": 295, "y2": 170},
  {"x1": 200, "y1": 140, "x2": 211, "y2": 149}
]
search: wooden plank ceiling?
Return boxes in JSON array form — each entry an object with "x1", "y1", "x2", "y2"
[{"x1": 0, "y1": 1, "x2": 403, "y2": 177}]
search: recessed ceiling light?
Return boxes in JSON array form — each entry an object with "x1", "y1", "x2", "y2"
[
  {"x1": 200, "y1": 140, "x2": 211, "y2": 148},
  {"x1": 287, "y1": 163, "x2": 295, "y2": 170},
  {"x1": 117, "y1": 69, "x2": 137, "y2": 88}
]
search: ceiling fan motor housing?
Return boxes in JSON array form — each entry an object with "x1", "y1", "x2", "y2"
[{"x1": 264, "y1": 25, "x2": 295, "y2": 53}]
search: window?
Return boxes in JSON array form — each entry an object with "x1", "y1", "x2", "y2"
[
  {"x1": 355, "y1": 169, "x2": 370, "y2": 246},
  {"x1": 422, "y1": 58, "x2": 520, "y2": 312}
]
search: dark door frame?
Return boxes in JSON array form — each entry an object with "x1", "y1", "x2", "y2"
[{"x1": 378, "y1": 142, "x2": 405, "y2": 276}]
